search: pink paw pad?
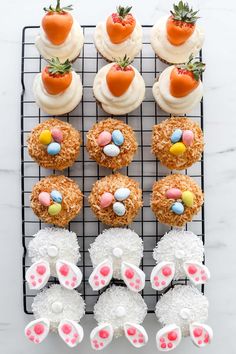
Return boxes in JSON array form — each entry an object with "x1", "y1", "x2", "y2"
[
  {"x1": 26, "y1": 261, "x2": 50, "y2": 290},
  {"x1": 56, "y1": 260, "x2": 82, "y2": 290},
  {"x1": 121, "y1": 262, "x2": 145, "y2": 293},
  {"x1": 151, "y1": 262, "x2": 175, "y2": 291},
  {"x1": 190, "y1": 323, "x2": 213, "y2": 347},
  {"x1": 124, "y1": 323, "x2": 148, "y2": 348},
  {"x1": 58, "y1": 320, "x2": 84, "y2": 348},
  {"x1": 25, "y1": 319, "x2": 50, "y2": 344},
  {"x1": 156, "y1": 325, "x2": 182, "y2": 351},
  {"x1": 183, "y1": 262, "x2": 210, "y2": 285},
  {"x1": 89, "y1": 260, "x2": 113, "y2": 291},
  {"x1": 90, "y1": 324, "x2": 113, "y2": 350}
]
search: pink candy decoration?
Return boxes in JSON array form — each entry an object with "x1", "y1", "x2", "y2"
[
  {"x1": 36, "y1": 265, "x2": 46, "y2": 275},
  {"x1": 34, "y1": 324, "x2": 44, "y2": 335},
  {"x1": 125, "y1": 268, "x2": 135, "y2": 279},
  {"x1": 97, "y1": 131, "x2": 112, "y2": 147},
  {"x1": 100, "y1": 266, "x2": 110, "y2": 276},
  {"x1": 162, "y1": 266, "x2": 172, "y2": 277},
  {"x1": 182, "y1": 130, "x2": 194, "y2": 146},
  {"x1": 165, "y1": 188, "x2": 182, "y2": 199},
  {"x1": 51, "y1": 128, "x2": 63, "y2": 143},
  {"x1": 188, "y1": 265, "x2": 197, "y2": 275},
  {"x1": 59, "y1": 264, "x2": 69, "y2": 276},
  {"x1": 99, "y1": 330, "x2": 109, "y2": 339},
  {"x1": 38, "y1": 192, "x2": 51, "y2": 206},
  {"x1": 100, "y1": 192, "x2": 114, "y2": 208}
]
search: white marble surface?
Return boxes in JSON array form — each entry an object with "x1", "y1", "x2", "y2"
[{"x1": 0, "y1": 0, "x2": 235, "y2": 353}]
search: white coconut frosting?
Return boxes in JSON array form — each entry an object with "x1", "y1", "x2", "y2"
[
  {"x1": 93, "y1": 63, "x2": 145, "y2": 115},
  {"x1": 152, "y1": 65, "x2": 203, "y2": 114},
  {"x1": 94, "y1": 21, "x2": 142, "y2": 62},
  {"x1": 33, "y1": 71, "x2": 83, "y2": 115},
  {"x1": 150, "y1": 16, "x2": 204, "y2": 64},
  {"x1": 35, "y1": 18, "x2": 84, "y2": 62}
]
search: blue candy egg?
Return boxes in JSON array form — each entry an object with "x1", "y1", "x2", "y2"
[
  {"x1": 50, "y1": 190, "x2": 62, "y2": 203},
  {"x1": 112, "y1": 130, "x2": 124, "y2": 146},
  {"x1": 170, "y1": 129, "x2": 183, "y2": 144},
  {"x1": 171, "y1": 202, "x2": 184, "y2": 215},
  {"x1": 113, "y1": 202, "x2": 126, "y2": 216},
  {"x1": 114, "y1": 188, "x2": 131, "y2": 201},
  {"x1": 47, "y1": 142, "x2": 61, "y2": 155}
]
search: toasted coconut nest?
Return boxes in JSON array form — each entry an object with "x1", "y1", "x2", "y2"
[
  {"x1": 27, "y1": 118, "x2": 81, "y2": 170},
  {"x1": 152, "y1": 117, "x2": 204, "y2": 170},
  {"x1": 88, "y1": 173, "x2": 143, "y2": 226},
  {"x1": 150, "y1": 174, "x2": 203, "y2": 227},
  {"x1": 86, "y1": 118, "x2": 138, "y2": 170},
  {"x1": 31, "y1": 175, "x2": 83, "y2": 227}
]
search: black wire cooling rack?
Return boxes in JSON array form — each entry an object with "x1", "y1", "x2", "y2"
[{"x1": 21, "y1": 25, "x2": 205, "y2": 315}]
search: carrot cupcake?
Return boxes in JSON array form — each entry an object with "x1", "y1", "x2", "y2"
[
  {"x1": 150, "y1": 174, "x2": 203, "y2": 227},
  {"x1": 31, "y1": 175, "x2": 83, "y2": 227},
  {"x1": 28, "y1": 118, "x2": 81, "y2": 170},
  {"x1": 152, "y1": 55, "x2": 205, "y2": 114},
  {"x1": 86, "y1": 118, "x2": 138, "y2": 170},
  {"x1": 152, "y1": 117, "x2": 204, "y2": 170},
  {"x1": 33, "y1": 57, "x2": 83, "y2": 115},
  {"x1": 35, "y1": 0, "x2": 84, "y2": 62},
  {"x1": 94, "y1": 5, "x2": 142, "y2": 62},
  {"x1": 150, "y1": 1, "x2": 204, "y2": 64},
  {"x1": 88, "y1": 173, "x2": 142, "y2": 227},
  {"x1": 93, "y1": 55, "x2": 145, "y2": 115}
]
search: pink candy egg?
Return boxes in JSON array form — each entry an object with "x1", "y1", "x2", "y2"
[
  {"x1": 182, "y1": 130, "x2": 194, "y2": 146},
  {"x1": 166, "y1": 188, "x2": 182, "y2": 199},
  {"x1": 38, "y1": 192, "x2": 51, "y2": 206},
  {"x1": 97, "y1": 131, "x2": 112, "y2": 147},
  {"x1": 51, "y1": 128, "x2": 63, "y2": 143},
  {"x1": 100, "y1": 192, "x2": 114, "y2": 208}
]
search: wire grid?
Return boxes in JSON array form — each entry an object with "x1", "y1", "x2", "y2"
[{"x1": 21, "y1": 25, "x2": 205, "y2": 315}]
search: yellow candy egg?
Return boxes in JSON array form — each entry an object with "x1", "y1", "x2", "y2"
[
  {"x1": 182, "y1": 191, "x2": 194, "y2": 207},
  {"x1": 39, "y1": 130, "x2": 52, "y2": 145},
  {"x1": 48, "y1": 203, "x2": 62, "y2": 216},
  {"x1": 169, "y1": 142, "x2": 186, "y2": 156}
]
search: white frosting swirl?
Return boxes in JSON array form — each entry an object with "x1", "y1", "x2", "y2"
[
  {"x1": 152, "y1": 65, "x2": 203, "y2": 114},
  {"x1": 35, "y1": 18, "x2": 84, "y2": 62},
  {"x1": 150, "y1": 16, "x2": 204, "y2": 64},
  {"x1": 33, "y1": 71, "x2": 83, "y2": 115},
  {"x1": 93, "y1": 63, "x2": 145, "y2": 115},
  {"x1": 94, "y1": 21, "x2": 142, "y2": 62}
]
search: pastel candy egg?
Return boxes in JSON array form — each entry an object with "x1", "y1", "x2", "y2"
[
  {"x1": 166, "y1": 188, "x2": 182, "y2": 199},
  {"x1": 100, "y1": 192, "x2": 114, "y2": 208},
  {"x1": 182, "y1": 130, "x2": 194, "y2": 146},
  {"x1": 103, "y1": 144, "x2": 120, "y2": 157},
  {"x1": 50, "y1": 190, "x2": 62, "y2": 203},
  {"x1": 48, "y1": 203, "x2": 62, "y2": 216},
  {"x1": 97, "y1": 131, "x2": 112, "y2": 147},
  {"x1": 169, "y1": 142, "x2": 186, "y2": 156},
  {"x1": 171, "y1": 202, "x2": 184, "y2": 215},
  {"x1": 170, "y1": 129, "x2": 182, "y2": 143},
  {"x1": 182, "y1": 190, "x2": 194, "y2": 207},
  {"x1": 113, "y1": 202, "x2": 126, "y2": 216},
  {"x1": 47, "y1": 142, "x2": 61, "y2": 156},
  {"x1": 51, "y1": 128, "x2": 63, "y2": 143},
  {"x1": 112, "y1": 130, "x2": 124, "y2": 146},
  {"x1": 114, "y1": 187, "x2": 131, "y2": 201},
  {"x1": 39, "y1": 130, "x2": 52, "y2": 145},
  {"x1": 38, "y1": 192, "x2": 51, "y2": 206}
]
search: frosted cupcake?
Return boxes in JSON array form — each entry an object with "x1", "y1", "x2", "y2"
[
  {"x1": 94, "y1": 5, "x2": 142, "y2": 62},
  {"x1": 35, "y1": 0, "x2": 84, "y2": 62}
]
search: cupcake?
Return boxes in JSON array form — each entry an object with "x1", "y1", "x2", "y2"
[
  {"x1": 150, "y1": 174, "x2": 203, "y2": 227},
  {"x1": 152, "y1": 117, "x2": 204, "y2": 170},
  {"x1": 152, "y1": 55, "x2": 205, "y2": 114},
  {"x1": 31, "y1": 175, "x2": 83, "y2": 227},
  {"x1": 33, "y1": 57, "x2": 83, "y2": 115},
  {"x1": 90, "y1": 286, "x2": 148, "y2": 349},
  {"x1": 88, "y1": 173, "x2": 142, "y2": 227},
  {"x1": 27, "y1": 118, "x2": 81, "y2": 170},
  {"x1": 150, "y1": 1, "x2": 204, "y2": 64},
  {"x1": 86, "y1": 118, "x2": 138, "y2": 170},
  {"x1": 93, "y1": 56, "x2": 145, "y2": 115},
  {"x1": 35, "y1": 0, "x2": 84, "y2": 62},
  {"x1": 94, "y1": 6, "x2": 142, "y2": 62}
]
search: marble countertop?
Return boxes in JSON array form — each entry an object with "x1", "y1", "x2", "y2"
[{"x1": 0, "y1": 0, "x2": 235, "y2": 353}]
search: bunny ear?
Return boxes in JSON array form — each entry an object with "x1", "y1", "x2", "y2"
[
  {"x1": 121, "y1": 262, "x2": 145, "y2": 292},
  {"x1": 89, "y1": 259, "x2": 113, "y2": 291},
  {"x1": 56, "y1": 260, "x2": 83, "y2": 290},
  {"x1": 156, "y1": 324, "x2": 182, "y2": 351},
  {"x1": 58, "y1": 319, "x2": 84, "y2": 348},
  {"x1": 26, "y1": 260, "x2": 50, "y2": 290},
  {"x1": 150, "y1": 262, "x2": 175, "y2": 291},
  {"x1": 183, "y1": 261, "x2": 210, "y2": 285},
  {"x1": 124, "y1": 322, "x2": 148, "y2": 348},
  {"x1": 90, "y1": 323, "x2": 114, "y2": 350},
  {"x1": 25, "y1": 318, "x2": 50, "y2": 344},
  {"x1": 189, "y1": 322, "x2": 213, "y2": 347}
]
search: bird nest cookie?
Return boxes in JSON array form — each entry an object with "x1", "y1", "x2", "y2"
[
  {"x1": 30, "y1": 175, "x2": 83, "y2": 227},
  {"x1": 152, "y1": 117, "x2": 204, "y2": 170},
  {"x1": 88, "y1": 173, "x2": 142, "y2": 226},
  {"x1": 86, "y1": 118, "x2": 138, "y2": 170},
  {"x1": 27, "y1": 118, "x2": 81, "y2": 170},
  {"x1": 150, "y1": 174, "x2": 203, "y2": 227}
]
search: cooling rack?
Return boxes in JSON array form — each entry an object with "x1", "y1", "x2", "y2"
[{"x1": 21, "y1": 25, "x2": 205, "y2": 315}]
